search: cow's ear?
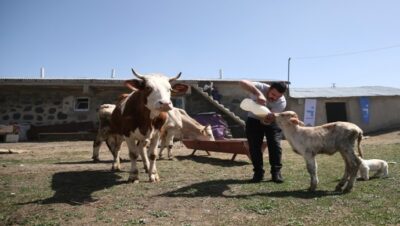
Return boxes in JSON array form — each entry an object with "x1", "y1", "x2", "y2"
[
  {"x1": 124, "y1": 79, "x2": 144, "y2": 91},
  {"x1": 171, "y1": 83, "x2": 189, "y2": 96},
  {"x1": 117, "y1": 93, "x2": 130, "y2": 102}
]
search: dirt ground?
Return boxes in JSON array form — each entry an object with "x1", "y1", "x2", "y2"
[{"x1": 0, "y1": 129, "x2": 399, "y2": 225}]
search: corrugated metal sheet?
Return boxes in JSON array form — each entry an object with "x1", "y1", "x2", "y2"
[{"x1": 289, "y1": 86, "x2": 400, "y2": 98}]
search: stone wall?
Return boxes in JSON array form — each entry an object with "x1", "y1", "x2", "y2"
[{"x1": 0, "y1": 86, "x2": 123, "y2": 128}]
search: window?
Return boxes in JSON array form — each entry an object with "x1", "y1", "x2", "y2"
[{"x1": 74, "y1": 97, "x2": 90, "y2": 111}]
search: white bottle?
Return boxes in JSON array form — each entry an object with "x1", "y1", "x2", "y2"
[{"x1": 240, "y1": 98, "x2": 271, "y2": 117}]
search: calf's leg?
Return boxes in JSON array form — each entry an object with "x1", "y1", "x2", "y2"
[
  {"x1": 305, "y1": 155, "x2": 319, "y2": 191},
  {"x1": 342, "y1": 153, "x2": 361, "y2": 193}
]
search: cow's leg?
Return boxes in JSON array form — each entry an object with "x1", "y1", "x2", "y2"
[
  {"x1": 158, "y1": 135, "x2": 167, "y2": 159},
  {"x1": 147, "y1": 134, "x2": 160, "y2": 182},
  {"x1": 166, "y1": 134, "x2": 175, "y2": 160},
  {"x1": 304, "y1": 154, "x2": 318, "y2": 191},
  {"x1": 107, "y1": 135, "x2": 123, "y2": 171},
  {"x1": 140, "y1": 140, "x2": 150, "y2": 173},
  {"x1": 125, "y1": 138, "x2": 140, "y2": 183},
  {"x1": 167, "y1": 143, "x2": 174, "y2": 160},
  {"x1": 342, "y1": 152, "x2": 361, "y2": 193},
  {"x1": 92, "y1": 132, "x2": 104, "y2": 162}
]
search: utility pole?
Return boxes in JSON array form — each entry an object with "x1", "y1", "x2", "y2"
[{"x1": 287, "y1": 57, "x2": 291, "y2": 86}]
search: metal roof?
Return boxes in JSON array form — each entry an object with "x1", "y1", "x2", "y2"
[{"x1": 289, "y1": 86, "x2": 400, "y2": 98}]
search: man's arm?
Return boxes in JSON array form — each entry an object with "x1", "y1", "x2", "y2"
[{"x1": 239, "y1": 80, "x2": 266, "y2": 105}]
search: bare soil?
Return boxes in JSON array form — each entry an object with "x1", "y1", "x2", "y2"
[{"x1": 0, "y1": 129, "x2": 399, "y2": 225}]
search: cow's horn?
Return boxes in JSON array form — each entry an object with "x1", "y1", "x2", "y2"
[
  {"x1": 131, "y1": 68, "x2": 145, "y2": 80},
  {"x1": 169, "y1": 72, "x2": 182, "y2": 81}
]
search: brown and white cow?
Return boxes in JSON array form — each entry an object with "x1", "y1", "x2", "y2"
[
  {"x1": 274, "y1": 111, "x2": 363, "y2": 193},
  {"x1": 109, "y1": 69, "x2": 182, "y2": 183},
  {"x1": 159, "y1": 107, "x2": 214, "y2": 159},
  {"x1": 91, "y1": 101, "x2": 157, "y2": 171}
]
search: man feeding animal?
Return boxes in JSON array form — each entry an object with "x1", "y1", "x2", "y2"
[
  {"x1": 273, "y1": 111, "x2": 364, "y2": 193},
  {"x1": 239, "y1": 80, "x2": 288, "y2": 183}
]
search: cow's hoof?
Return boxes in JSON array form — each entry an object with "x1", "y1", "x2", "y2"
[
  {"x1": 335, "y1": 185, "x2": 343, "y2": 192},
  {"x1": 308, "y1": 187, "x2": 316, "y2": 192},
  {"x1": 342, "y1": 186, "x2": 353, "y2": 193},
  {"x1": 111, "y1": 167, "x2": 121, "y2": 172},
  {"x1": 149, "y1": 174, "x2": 160, "y2": 182},
  {"x1": 92, "y1": 158, "x2": 100, "y2": 163}
]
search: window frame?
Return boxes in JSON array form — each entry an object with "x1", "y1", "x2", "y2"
[{"x1": 74, "y1": 97, "x2": 90, "y2": 112}]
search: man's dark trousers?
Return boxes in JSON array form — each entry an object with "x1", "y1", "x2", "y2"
[{"x1": 246, "y1": 117, "x2": 283, "y2": 178}]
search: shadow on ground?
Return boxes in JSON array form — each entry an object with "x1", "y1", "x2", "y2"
[
  {"x1": 176, "y1": 155, "x2": 249, "y2": 167},
  {"x1": 55, "y1": 158, "x2": 133, "y2": 165},
  {"x1": 159, "y1": 179, "x2": 342, "y2": 199},
  {"x1": 21, "y1": 170, "x2": 126, "y2": 206}
]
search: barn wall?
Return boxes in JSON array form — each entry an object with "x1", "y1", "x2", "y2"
[{"x1": 287, "y1": 96, "x2": 400, "y2": 133}]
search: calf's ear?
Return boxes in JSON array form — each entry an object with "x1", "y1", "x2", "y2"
[{"x1": 290, "y1": 117, "x2": 301, "y2": 125}]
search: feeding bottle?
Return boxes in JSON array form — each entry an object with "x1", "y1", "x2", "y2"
[{"x1": 240, "y1": 98, "x2": 271, "y2": 117}]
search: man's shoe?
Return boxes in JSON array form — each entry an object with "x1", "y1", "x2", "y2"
[
  {"x1": 249, "y1": 174, "x2": 264, "y2": 183},
  {"x1": 272, "y1": 172, "x2": 284, "y2": 183}
]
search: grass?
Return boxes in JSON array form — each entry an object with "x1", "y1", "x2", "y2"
[{"x1": 0, "y1": 140, "x2": 399, "y2": 225}]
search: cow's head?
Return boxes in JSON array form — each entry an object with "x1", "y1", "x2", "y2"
[
  {"x1": 124, "y1": 69, "x2": 182, "y2": 114},
  {"x1": 274, "y1": 111, "x2": 304, "y2": 127},
  {"x1": 198, "y1": 125, "x2": 215, "y2": 141}
]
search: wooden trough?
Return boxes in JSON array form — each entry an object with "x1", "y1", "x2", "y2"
[{"x1": 182, "y1": 138, "x2": 267, "y2": 161}]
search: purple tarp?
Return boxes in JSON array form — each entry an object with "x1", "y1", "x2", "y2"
[{"x1": 193, "y1": 112, "x2": 231, "y2": 140}]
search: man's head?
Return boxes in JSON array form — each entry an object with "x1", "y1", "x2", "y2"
[{"x1": 266, "y1": 82, "x2": 287, "y2": 102}]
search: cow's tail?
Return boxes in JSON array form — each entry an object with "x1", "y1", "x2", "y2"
[{"x1": 357, "y1": 131, "x2": 364, "y2": 158}]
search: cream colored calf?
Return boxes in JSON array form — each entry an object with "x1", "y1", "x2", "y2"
[{"x1": 274, "y1": 111, "x2": 363, "y2": 193}]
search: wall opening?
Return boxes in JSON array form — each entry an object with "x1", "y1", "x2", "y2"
[{"x1": 325, "y1": 102, "x2": 347, "y2": 122}]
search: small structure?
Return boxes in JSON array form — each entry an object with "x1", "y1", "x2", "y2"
[{"x1": 287, "y1": 86, "x2": 400, "y2": 133}]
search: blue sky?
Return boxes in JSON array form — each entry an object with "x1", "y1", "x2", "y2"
[{"x1": 1, "y1": 0, "x2": 400, "y2": 88}]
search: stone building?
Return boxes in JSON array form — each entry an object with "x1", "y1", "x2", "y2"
[{"x1": 1, "y1": 78, "x2": 399, "y2": 141}]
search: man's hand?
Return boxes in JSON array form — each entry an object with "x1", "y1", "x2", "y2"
[
  {"x1": 256, "y1": 94, "x2": 267, "y2": 105},
  {"x1": 263, "y1": 113, "x2": 275, "y2": 124}
]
